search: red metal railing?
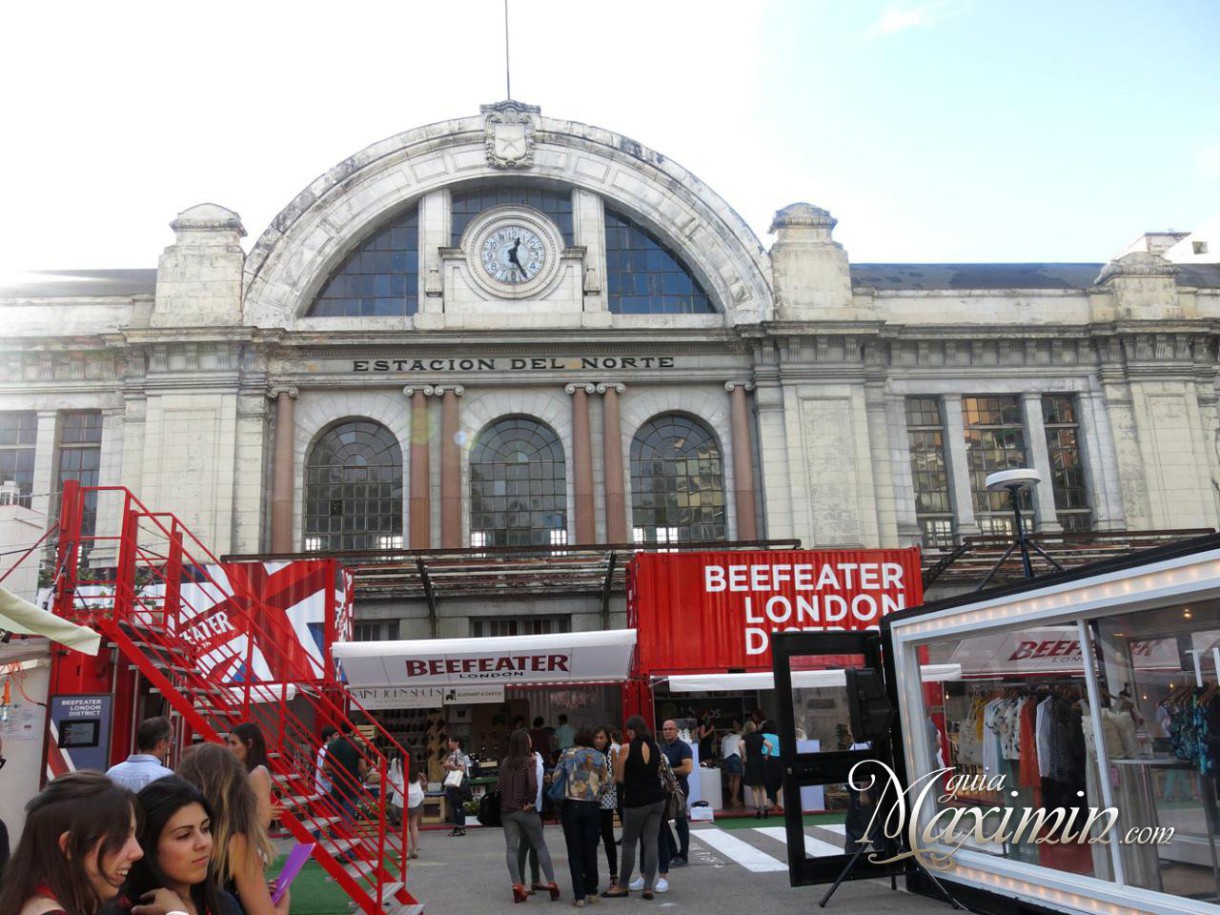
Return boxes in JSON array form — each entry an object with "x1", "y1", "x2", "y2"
[{"x1": 48, "y1": 481, "x2": 420, "y2": 915}]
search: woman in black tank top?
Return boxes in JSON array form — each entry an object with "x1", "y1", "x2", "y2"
[{"x1": 602, "y1": 717, "x2": 665, "y2": 898}]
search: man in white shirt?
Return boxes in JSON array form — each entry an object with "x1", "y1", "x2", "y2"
[
  {"x1": 106, "y1": 716, "x2": 175, "y2": 791},
  {"x1": 315, "y1": 725, "x2": 337, "y2": 797}
]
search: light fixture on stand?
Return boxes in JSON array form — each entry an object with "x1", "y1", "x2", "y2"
[{"x1": 976, "y1": 469, "x2": 1064, "y2": 591}]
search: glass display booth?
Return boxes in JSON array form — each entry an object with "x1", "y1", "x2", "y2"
[{"x1": 774, "y1": 535, "x2": 1220, "y2": 915}]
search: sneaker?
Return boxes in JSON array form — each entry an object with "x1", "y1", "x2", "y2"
[
  {"x1": 655, "y1": 878, "x2": 669, "y2": 893},
  {"x1": 629, "y1": 877, "x2": 644, "y2": 891},
  {"x1": 670, "y1": 856, "x2": 688, "y2": 867}
]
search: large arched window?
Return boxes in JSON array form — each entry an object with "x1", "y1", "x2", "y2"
[
  {"x1": 306, "y1": 207, "x2": 419, "y2": 317},
  {"x1": 630, "y1": 413, "x2": 726, "y2": 545},
  {"x1": 304, "y1": 420, "x2": 403, "y2": 551},
  {"x1": 469, "y1": 417, "x2": 567, "y2": 547},
  {"x1": 451, "y1": 183, "x2": 573, "y2": 245},
  {"x1": 604, "y1": 207, "x2": 714, "y2": 314}
]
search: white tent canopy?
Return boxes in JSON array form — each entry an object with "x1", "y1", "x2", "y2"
[
  {"x1": 332, "y1": 628, "x2": 637, "y2": 688},
  {"x1": 0, "y1": 584, "x2": 100, "y2": 655},
  {"x1": 663, "y1": 663, "x2": 963, "y2": 694}
]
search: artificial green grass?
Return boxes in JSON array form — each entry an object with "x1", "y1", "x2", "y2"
[
  {"x1": 716, "y1": 811, "x2": 845, "y2": 830},
  {"x1": 268, "y1": 857, "x2": 358, "y2": 915}
]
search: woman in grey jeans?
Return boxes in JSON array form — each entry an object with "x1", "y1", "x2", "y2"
[
  {"x1": 601, "y1": 715, "x2": 666, "y2": 899},
  {"x1": 500, "y1": 728, "x2": 560, "y2": 903}
]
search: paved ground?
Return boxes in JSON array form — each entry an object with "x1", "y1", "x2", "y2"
[{"x1": 395, "y1": 819, "x2": 958, "y2": 915}]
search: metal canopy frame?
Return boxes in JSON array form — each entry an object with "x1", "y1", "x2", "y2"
[{"x1": 225, "y1": 538, "x2": 802, "y2": 602}]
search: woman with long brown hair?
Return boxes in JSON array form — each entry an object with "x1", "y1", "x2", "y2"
[
  {"x1": 499, "y1": 729, "x2": 559, "y2": 904},
  {"x1": 113, "y1": 777, "x2": 233, "y2": 915},
  {"x1": 176, "y1": 743, "x2": 288, "y2": 915},
  {"x1": 0, "y1": 771, "x2": 143, "y2": 915},
  {"x1": 601, "y1": 716, "x2": 664, "y2": 900},
  {"x1": 225, "y1": 723, "x2": 277, "y2": 830}
]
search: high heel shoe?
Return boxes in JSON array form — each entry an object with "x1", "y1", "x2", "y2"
[
  {"x1": 513, "y1": 884, "x2": 529, "y2": 904},
  {"x1": 547, "y1": 882, "x2": 562, "y2": 901}
]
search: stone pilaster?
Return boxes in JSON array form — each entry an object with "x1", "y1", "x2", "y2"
[
  {"x1": 566, "y1": 383, "x2": 597, "y2": 543},
  {"x1": 438, "y1": 385, "x2": 464, "y2": 548},
  {"x1": 942, "y1": 395, "x2": 981, "y2": 537},
  {"x1": 268, "y1": 387, "x2": 299, "y2": 552},
  {"x1": 597, "y1": 383, "x2": 627, "y2": 543},
  {"x1": 725, "y1": 382, "x2": 758, "y2": 541},
  {"x1": 404, "y1": 386, "x2": 433, "y2": 549},
  {"x1": 1021, "y1": 392, "x2": 1063, "y2": 533},
  {"x1": 31, "y1": 410, "x2": 57, "y2": 521}
]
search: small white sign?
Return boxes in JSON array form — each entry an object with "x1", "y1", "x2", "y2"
[{"x1": 349, "y1": 684, "x2": 506, "y2": 710}]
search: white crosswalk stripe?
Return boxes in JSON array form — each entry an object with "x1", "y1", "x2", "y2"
[
  {"x1": 689, "y1": 828, "x2": 789, "y2": 872},
  {"x1": 754, "y1": 826, "x2": 843, "y2": 858}
]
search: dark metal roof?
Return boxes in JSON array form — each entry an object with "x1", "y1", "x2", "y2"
[
  {"x1": 1175, "y1": 264, "x2": 1220, "y2": 288},
  {"x1": 850, "y1": 263, "x2": 1104, "y2": 291},
  {"x1": 0, "y1": 269, "x2": 157, "y2": 298}
]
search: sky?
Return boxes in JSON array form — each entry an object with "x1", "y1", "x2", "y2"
[{"x1": 2, "y1": 0, "x2": 1218, "y2": 274}]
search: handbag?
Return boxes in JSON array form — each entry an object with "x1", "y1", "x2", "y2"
[
  {"x1": 443, "y1": 768, "x2": 463, "y2": 789},
  {"x1": 546, "y1": 763, "x2": 568, "y2": 803},
  {"x1": 478, "y1": 789, "x2": 503, "y2": 827},
  {"x1": 657, "y1": 752, "x2": 687, "y2": 820}
]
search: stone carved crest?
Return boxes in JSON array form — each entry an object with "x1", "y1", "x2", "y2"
[{"x1": 482, "y1": 100, "x2": 540, "y2": 169}]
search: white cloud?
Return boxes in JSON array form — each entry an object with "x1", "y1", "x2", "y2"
[{"x1": 876, "y1": 1, "x2": 948, "y2": 35}]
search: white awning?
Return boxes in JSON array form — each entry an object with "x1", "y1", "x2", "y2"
[
  {"x1": 663, "y1": 663, "x2": 963, "y2": 693},
  {"x1": 0, "y1": 584, "x2": 101, "y2": 655},
  {"x1": 332, "y1": 629, "x2": 637, "y2": 688}
]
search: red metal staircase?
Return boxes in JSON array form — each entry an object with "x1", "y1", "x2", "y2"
[{"x1": 46, "y1": 481, "x2": 422, "y2": 915}]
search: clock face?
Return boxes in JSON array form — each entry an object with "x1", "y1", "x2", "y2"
[{"x1": 480, "y1": 226, "x2": 546, "y2": 285}]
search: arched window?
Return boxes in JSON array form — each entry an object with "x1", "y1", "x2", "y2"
[
  {"x1": 604, "y1": 207, "x2": 714, "y2": 314},
  {"x1": 306, "y1": 207, "x2": 419, "y2": 317},
  {"x1": 451, "y1": 183, "x2": 573, "y2": 245},
  {"x1": 630, "y1": 414, "x2": 726, "y2": 545},
  {"x1": 469, "y1": 417, "x2": 567, "y2": 547},
  {"x1": 304, "y1": 420, "x2": 403, "y2": 551}
]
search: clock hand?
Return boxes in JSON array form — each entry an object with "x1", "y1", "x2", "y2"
[{"x1": 507, "y1": 238, "x2": 530, "y2": 279}]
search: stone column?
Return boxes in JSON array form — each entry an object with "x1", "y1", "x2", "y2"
[
  {"x1": 404, "y1": 386, "x2": 433, "y2": 550},
  {"x1": 597, "y1": 383, "x2": 627, "y2": 542},
  {"x1": 31, "y1": 410, "x2": 58, "y2": 522},
  {"x1": 567, "y1": 383, "x2": 597, "y2": 543},
  {"x1": 438, "y1": 386, "x2": 464, "y2": 548},
  {"x1": 726, "y1": 382, "x2": 758, "y2": 541},
  {"x1": 1021, "y1": 392, "x2": 1063, "y2": 533},
  {"x1": 942, "y1": 395, "x2": 981, "y2": 537},
  {"x1": 268, "y1": 387, "x2": 298, "y2": 553}
]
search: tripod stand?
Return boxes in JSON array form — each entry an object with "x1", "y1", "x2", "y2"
[{"x1": 817, "y1": 759, "x2": 968, "y2": 911}]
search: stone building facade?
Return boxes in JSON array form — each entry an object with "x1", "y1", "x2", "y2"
[{"x1": 3, "y1": 101, "x2": 1219, "y2": 635}]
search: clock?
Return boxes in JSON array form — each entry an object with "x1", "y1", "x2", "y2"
[
  {"x1": 481, "y1": 225, "x2": 545, "y2": 285},
  {"x1": 464, "y1": 206, "x2": 563, "y2": 298}
]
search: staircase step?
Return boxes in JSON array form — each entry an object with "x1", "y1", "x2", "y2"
[
  {"x1": 302, "y1": 815, "x2": 343, "y2": 830},
  {"x1": 322, "y1": 837, "x2": 365, "y2": 856},
  {"x1": 282, "y1": 792, "x2": 323, "y2": 809}
]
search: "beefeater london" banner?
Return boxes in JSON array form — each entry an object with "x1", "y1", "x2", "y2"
[{"x1": 628, "y1": 549, "x2": 924, "y2": 674}]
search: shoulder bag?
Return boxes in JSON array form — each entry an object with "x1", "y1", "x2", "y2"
[{"x1": 657, "y1": 751, "x2": 686, "y2": 820}]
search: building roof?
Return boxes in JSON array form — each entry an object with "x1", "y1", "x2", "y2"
[
  {"x1": 0, "y1": 269, "x2": 157, "y2": 298},
  {"x1": 850, "y1": 263, "x2": 1105, "y2": 290},
  {"x1": 1175, "y1": 264, "x2": 1220, "y2": 287}
]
